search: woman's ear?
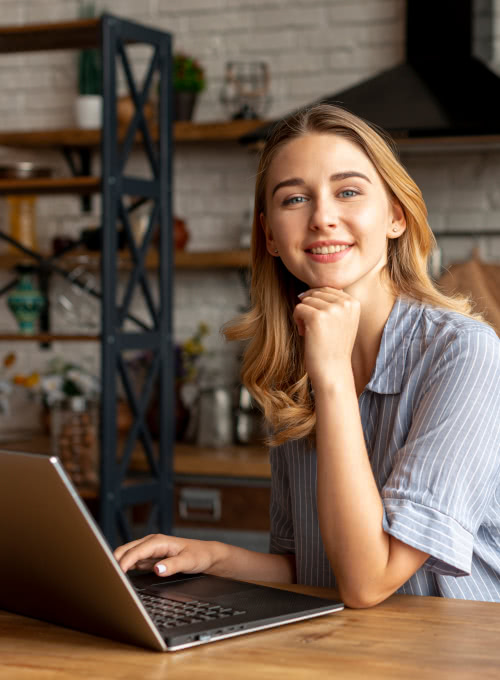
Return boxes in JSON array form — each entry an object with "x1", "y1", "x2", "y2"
[
  {"x1": 261, "y1": 212, "x2": 280, "y2": 257},
  {"x1": 388, "y1": 200, "x2": 406, "y2": 239}
]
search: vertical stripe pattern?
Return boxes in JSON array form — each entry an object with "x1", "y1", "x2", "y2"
[{"x1": 269, "y1": 296, "x2": 500, "y2": 601}]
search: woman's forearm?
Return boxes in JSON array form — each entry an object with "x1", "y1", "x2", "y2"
[
  {"x1": 210, "y1": 542, "x2": 296, "y2": 584},
  {"x1": 314, "y1": 367, "x2": 391, "y2": 606}
]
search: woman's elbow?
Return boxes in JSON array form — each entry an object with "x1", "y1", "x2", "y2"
[{"x1": 339, "y1": 584, "x2": 391, "y2": 609}]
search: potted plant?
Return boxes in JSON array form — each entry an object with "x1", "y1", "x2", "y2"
[
  {"x1": 74, "y1": 3, "x2": 102, "y2": 128},
  {"x1": 173, "y1": 52, "x2": 205, "y2": 121}
]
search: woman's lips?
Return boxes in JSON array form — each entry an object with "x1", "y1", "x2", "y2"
[{"x1": 306, "y1": 245, "x2": 353, "y2": 263}]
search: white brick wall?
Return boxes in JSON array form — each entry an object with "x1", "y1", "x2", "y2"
[{"x1": 0, "y1": 0, "x2": 499, "y2": 431}]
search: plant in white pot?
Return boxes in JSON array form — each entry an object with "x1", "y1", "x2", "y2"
[{"x1": 74, "y1": 3, "x2": 102, "y2": 129}]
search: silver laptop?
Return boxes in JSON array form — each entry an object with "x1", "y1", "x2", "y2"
[{"x1": 0, "y1": 450, "x2": 343, "y2": 651}]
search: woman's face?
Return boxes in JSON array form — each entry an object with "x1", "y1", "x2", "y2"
[{"x1": 261, "y1": 133, "x2": 405, "y2": 296}]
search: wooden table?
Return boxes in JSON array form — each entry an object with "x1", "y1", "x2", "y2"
[{"x1": 1, "y1": 584, "x2": 499, "y2": 679}]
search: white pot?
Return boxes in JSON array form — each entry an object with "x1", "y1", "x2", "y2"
[{"x1": 74, "y1": 95, "x2": 102, "y2": 129}]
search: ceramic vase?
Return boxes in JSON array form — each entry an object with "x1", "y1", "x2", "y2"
[{"x1": 7, "y1": 273, "x2": 45, "y2": 334}]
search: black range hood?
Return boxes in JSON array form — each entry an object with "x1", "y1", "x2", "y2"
[{"x1": 241, "y1": 0, "x2": 500, "y2": 144}]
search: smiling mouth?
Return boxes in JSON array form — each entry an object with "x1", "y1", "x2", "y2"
[{"x1": 306, "y1": 244, "x2": 352, "y2": 255}]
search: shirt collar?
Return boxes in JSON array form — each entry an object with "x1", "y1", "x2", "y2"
[{"x1": 365, "y1": 295, "x2": 424, "y2": 395}]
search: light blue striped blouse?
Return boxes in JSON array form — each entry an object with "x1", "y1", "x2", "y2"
[{"x1": 269, "y1": 296, "x2": 500, "y2": 601}]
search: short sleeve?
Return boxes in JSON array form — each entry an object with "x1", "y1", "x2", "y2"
[
  {"x1": 382, "y1": 328, "x2": 500, "y2": 576},
  {"x1": 269, "y1": 447, "x2": 295, "y2": 555}
]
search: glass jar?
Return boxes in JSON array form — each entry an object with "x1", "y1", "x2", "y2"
[
  {"x1": 51, "y1": 396, "x2": 99, "y2": 487},
  {"x1": 7, "y1": 195, "x2": 38, "y2": 253}
]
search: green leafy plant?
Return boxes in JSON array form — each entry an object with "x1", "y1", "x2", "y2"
[
  {"x1": 173, "y1": 53, "x2": 205, "y2": 93},
  {"x1": 77, "y1": 3, "x2": 102, "y2": 95}
]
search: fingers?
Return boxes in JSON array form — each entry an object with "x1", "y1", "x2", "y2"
[
  {"x1": 153, "y1": 553, "x2": 197, "y2": 577},
  {"x1": 114, "y1": 534, "x2": 180, "y2": 574},
  {"x1": 114, "y1": 534, "x2": 155, "y2": 562}
]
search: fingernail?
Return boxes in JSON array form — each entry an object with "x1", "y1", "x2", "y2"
[
  {"x1": 298, "y1": 292, "x2": 307, "y2": 299},
  {"x1": 156, "y1": 564, "x2": 167, "y2": 575}
]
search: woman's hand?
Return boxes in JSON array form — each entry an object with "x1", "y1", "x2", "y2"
[
  {"x1": 293, "y1": 287, "x2": 360, "y2": 388},
  {"x1": 113, "y1": 534, "x2": 221, "y2": 578}
]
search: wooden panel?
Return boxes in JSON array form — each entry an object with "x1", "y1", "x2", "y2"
[
  {"x1": 174, "y1": 119, "x2": 270, "y2": 142},
  {"x1": 0, "y1": 120, "x2": 271, "y2": 148},
  {"x1": 0, "y1": 334, "x2": 100, "y2": 342},
  {"x1": 0, "y1": 249, "x2": 251, "y2": 271},
  {"x1": 3, "y1": 593, "x2": 500, "y2": 678},
  {"x1": 0, "y1": 128, "x2": 101, "y2": 148},
  {"x1": 2, "y1": 436, "x2": 270, "y2": 482},
  {"x1": 0, "y1": 19, "x2": 101, "y2": 53},
  {"x1": 174, "y1": 249, "x2": 250, "y2": 269},
  {"x1": 174, "y1": 483, "x2": 270, "y2": 531},
  {"x1": 0, "y1": 177, "x2": 100, "y2": 195}
]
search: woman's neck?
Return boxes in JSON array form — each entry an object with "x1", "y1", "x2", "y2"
[{"x1": 350, "y1": 284, "x2": 397, "y2": 395}]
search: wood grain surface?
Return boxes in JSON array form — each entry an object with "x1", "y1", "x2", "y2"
[{"x1": 1, "y1": 585, "x2": 499, "y2": 679}]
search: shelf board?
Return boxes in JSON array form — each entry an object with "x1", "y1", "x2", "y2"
[
  {"x1": 175, "y1": 249, "x2": 250, "y2": 269},
  {"x1": 0, "y1": 176, "x2": 100, "y2": 195},
  {"x1": 395, "y1": 134, "x2": 500, "y2": 153},
  {"x1": 0, "y1": 333, "x2": 100, "y2": 342},
  {"x1": 1, "y1": 436, "x2": 270, "y2": 501},
  {"x1": 0, "y1": 18, "x2": 102, "y2": 53},
  {"x1": 174, "y1": 119, "x2": 270, "y2": 142},
  {"x1": 0, "y1": 119, "x2": 271, "y2": 148},
  {"x1": 0, "y1": 249, "x2": 250, "y2": 270}
]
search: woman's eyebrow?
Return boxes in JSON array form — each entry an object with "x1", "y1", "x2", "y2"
[{"x1": 271, "y1": 171, "x2": 371, "y2": 197}]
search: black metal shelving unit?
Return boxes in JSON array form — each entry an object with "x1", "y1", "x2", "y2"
[{"x1": 0, "y1": 14, "x2": 175, "y2": 547}]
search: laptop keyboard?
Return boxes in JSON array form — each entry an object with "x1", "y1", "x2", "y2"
[{"x1": 138, "y1": 592, "x2": 247, "y2": 630}]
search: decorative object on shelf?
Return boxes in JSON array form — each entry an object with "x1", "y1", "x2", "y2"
[
  {"x1": 1, "y1": 162, "x2": 52, "y2": 255},
  {"x1": 7, "y1": 266, "x2": 45, "y2": 335},
  {"x1": 152, "y1": 215, "x2": 190, "y2": 250},
  {"x1": 51, "y1": 395, "x2": 99, "y2": 486},
  {"x1": 235, "y1": 385, "x2": 266, "y2": 445},
  {"x1": 21, "y1": 357, "x2": 100, "y2": 485},
  {"x1": 117, "y1": 94, "x2": 154, "y2": 128},
  {"x1": 146, "y1": 322, "x2": 209, "y2": 440},
  {"x1": 173, "y1": 52, "x2": 205, "y2": 121},
  {"x1": 174, "y1": 216, "x2": 189, "y2": 250},
  {"x1": 54, "y1": 262, "x2": 100, "y2": 332},
  {"x1": 220, "y1": 61, "x2": 271, "y2": 120},
  {"x1": 0, "y1": 352, "x2": 16, "y2": 416},
  {"x1": 196, "y1": 385, "x2": 234, "y2": 448},
  {"x1": 74, "y1": 3, "x2": 102, "y2": 129}
]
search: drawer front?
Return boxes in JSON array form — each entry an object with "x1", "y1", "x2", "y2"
[{"x1": 174, "y1": 483, "x2": 271, "y2": 531}]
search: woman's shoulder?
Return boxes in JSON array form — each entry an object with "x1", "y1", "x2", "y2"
[
  {"x1": 402, "y1": 295, "x2": 499, "y2": 343},
  {"x1": 401, "y1": 296, "x2": 500, "y2": 373}
]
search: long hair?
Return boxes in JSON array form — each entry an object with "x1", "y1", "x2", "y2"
[{"x1": 223, "y1": 104, "x2": 490, "y2": 447}]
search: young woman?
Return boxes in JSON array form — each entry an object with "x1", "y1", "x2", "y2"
[{"x1": 115, "y1": 104, "x2": 500, "y2": 606}]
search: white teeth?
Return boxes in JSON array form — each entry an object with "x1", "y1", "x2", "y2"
[{"x1": 310, "y1": 244, "x2": 351, "y2": 255}]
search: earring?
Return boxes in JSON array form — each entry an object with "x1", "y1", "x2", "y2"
[
  {"x1": 274, "y1": 249, "x2": 279, "y2": 253},
  {"x1": 392, "y1": 228, "x2": 398, "y2": 233}
]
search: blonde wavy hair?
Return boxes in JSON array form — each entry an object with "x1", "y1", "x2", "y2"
[{"x1": 223, "y1": 104, "x2": 488, "y2": 447}]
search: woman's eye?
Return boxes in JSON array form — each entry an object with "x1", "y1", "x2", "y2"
[
  {"x1": 338, "y1": 189, "x2": 358, "y2": 198},
  {"x1": 282, "y1": 196, "x2": 307, "y2": 206}
]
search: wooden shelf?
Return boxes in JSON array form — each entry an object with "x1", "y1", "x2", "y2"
[
  {"x1": 0, "y1": 176, "x2": 100, "y2": 196},
  {"x1": 174, "y1": 119, "x2": 269, "y2": 142},
  {"x1": 175, "y1": 249, "x2": 250, "y2": 269},
  {"x1": 0, "y1": 18, "x2": 102, "y2": 53},
  {"x1": 0, "y1": 119, "x2": 270, "y2": 148},
  {"x1": 1, "y1": 436, "x2": 270, "y2": 500},
  {"x1": 0, "y1": 333, "x2": 100, "y2": 342},
  {"x1": 0, "y1": 249, "x2": 250, "y2": 271}
]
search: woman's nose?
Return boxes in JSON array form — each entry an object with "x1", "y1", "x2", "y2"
[{"x1": 309, "y1": 195, "x2": 338, "y2": 231}]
